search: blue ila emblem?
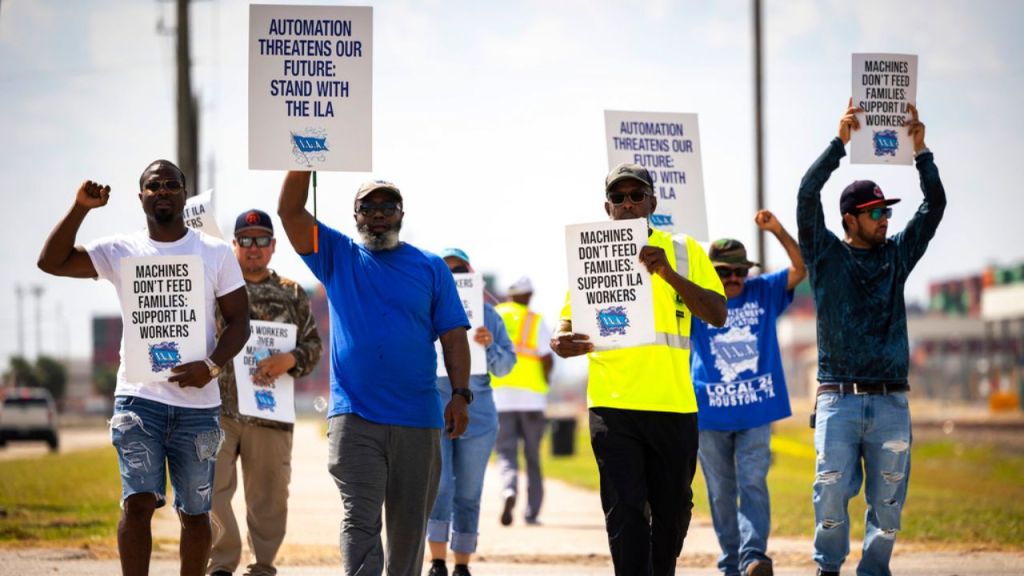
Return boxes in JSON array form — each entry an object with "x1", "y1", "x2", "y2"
[
  {"x1": 596, "y1": 306, "x2": 630, "y2": 337},
  {"x1": 291, "y1": 129, "x2": 329, "y2": 167},
  {"x1": 650, "y1": 213, "x2": 674, "y2": 227},
  {"x1": 148, "y1": 341, "x2": 181, "y2": 372},
  {"x1": 872, "y1": 129, "x2": 899, "y2": 157},
  {"x1": 255, "y1": 389, "x2": 277, "y2": 412}
]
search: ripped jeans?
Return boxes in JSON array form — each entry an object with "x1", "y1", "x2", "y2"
[
  {"x1": 110, "y1": 395, "x2": 223, "y2": 514},
  {"x1": 812, "y1": 391, "x2": 911, "y2": 576}
]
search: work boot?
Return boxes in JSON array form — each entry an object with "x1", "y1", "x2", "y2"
[
  {"x1": 500, "y1": 492, "x2": 515, "y2": 526},
  {"x1": 746, "y1": 559, "x2": 773, "y2": 576},
  {"x1": 427, "y1": 559, "x2": 447, "y2": 576}
]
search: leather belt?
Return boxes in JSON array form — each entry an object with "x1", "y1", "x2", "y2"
[{"x1": 817, "y1": 382, "x2": 909, "y2": 396}]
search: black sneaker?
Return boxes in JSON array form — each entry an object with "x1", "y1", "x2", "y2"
[
  {"x1": 452, "y1": 564, "x2": 471, "y2": 576},
  {"x1": 427, "y1": 559, "x2": 447, "y2": 576},
  {"x1": 500, "y1": 493, "x2": 515, "y2": 526},
  {"x1": 816, "y1": 569, "x2": 839, "y2": 576},
  {"x1": 210, "y1": 572, "x2": 232, "y2": 576}
]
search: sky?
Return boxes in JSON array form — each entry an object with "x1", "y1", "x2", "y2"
[{"x1": 1, "y1": 0, "x2": 1022, "y2": 362}]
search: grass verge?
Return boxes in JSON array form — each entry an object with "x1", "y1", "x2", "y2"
[{"x1": 542, "y1": 416, "x2": 1024, "y2": 549}]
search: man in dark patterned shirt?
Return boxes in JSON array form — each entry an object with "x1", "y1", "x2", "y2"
[{"x1": 208, "y1": 209, "x2": 322, "y2": 576}]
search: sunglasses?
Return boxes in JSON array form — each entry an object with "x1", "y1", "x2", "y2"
[
  {"x1": 606, "y1": 190, "x2": 650, "y2": 206},
  {"x1": 236, "y1": 236, "x2": 273, "y2": 248},
  {"x1": 449, "y1": 265, "x2": 470, "y2": 274},
  {"x1": 860, "y1": 207, "x2": 893, "y2": 221},
  {"x1": 715, "y1": 266, "x2": 749, "y2": 279},
  {"x1": 143, "y1": 180, "x2": 183, "y2": 192},
  {"x1": 356, "y1": 201, "x2": 401, "y2": 216}
]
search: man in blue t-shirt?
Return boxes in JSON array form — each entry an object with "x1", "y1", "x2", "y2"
[
  {"x1": 278, "y1": 172, "x2": 472, "y2": 576},
  {"x1": 691, "y1": 211, "x2": 806, "y2": 576}
]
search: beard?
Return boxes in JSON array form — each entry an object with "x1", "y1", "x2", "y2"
[
  {"x1": 153, "y1": 208, "x2": 175, "y2": 224},
  {"x1": 357, "y1": 220, "x2": 402, "y2": 251}
]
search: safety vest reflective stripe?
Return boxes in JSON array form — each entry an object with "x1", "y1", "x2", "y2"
[
  {"x1": 673, "y1": 240, "x2": 689, "y2": 278},
  {"x1": 516, "y1": 312, "x2": 538, "y2": 356},
  {"x1": 492, "y1": 302, "x2": 549, "y2": 394},
  {"x1": 654, "y1": 331, "x2": 690, "y2": 350}
]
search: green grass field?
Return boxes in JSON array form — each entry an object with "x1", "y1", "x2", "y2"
[
  {"x1": 543, "y1": 417, "x2": 1024, "y2": 549},
  {"x1": 0, "y1": 448, "x2": 122, "y2": 542}
]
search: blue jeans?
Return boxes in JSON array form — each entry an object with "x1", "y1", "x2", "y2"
[
  {"x1": 698, "y1": 425, "x2": 772, "y2": 576},
  {"x1": 812, "y1": 391, "x2": 911, "y2": 576},
  {"x1": 427, "y1": 427, "x2": 498, "y2": 553},
  {"x1": 109, "y1": 395, "x2": 223, "y2": 514}
]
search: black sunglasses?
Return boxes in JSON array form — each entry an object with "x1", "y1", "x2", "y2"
[
  {"x1": 143, "y1": 180, "x2": 183, "y2": 192},
  {"x1": 860, "y1": 207, "x2": 893, "y2": 221},
  {"x1": 606, "y1": 190, "x2": 650, "y2": 206},
  {"x1": 236, "y1": 236, "x2": 273, "y2": 248},
  {"x1": 356, "y1": 201, "x2": 401, "y2": 216},
  {"x1": 716, "y1": 266, "x2": 749, "y2": 279}
]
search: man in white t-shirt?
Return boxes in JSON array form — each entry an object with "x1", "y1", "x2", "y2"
[{"x1": 37, "y1": 159, "x2": 250, "y2": 576}]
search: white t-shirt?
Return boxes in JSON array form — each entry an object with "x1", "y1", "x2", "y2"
[
  {"x1": 494, "y1": 317, "x2": 552, "y2": 413},
  {"x1": 86, "y1": 228, "x2": 245, "y2": 408}
]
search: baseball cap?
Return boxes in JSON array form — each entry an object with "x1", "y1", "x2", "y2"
[
  {"x1": 439, "y1": 247, "x2": 471, "y2": 265},
  {"x1": 234, "y1": 209, "x2": 274, "y2": 235},
  {"x1": 355, "y1": 180, "x2": 403, "y2": 203},
  {"x1": 605, "y1": 163, "x2": 654, "y2": 192},
  {"x1": 507, "y1": 276, "x2": 534, "y2": 296},
  {"x1": 839, "y1": 180, "x2": 901, "y2": 216},
  {"x1": 709, "y1": 238, "x2": 758, "y2": 268}
]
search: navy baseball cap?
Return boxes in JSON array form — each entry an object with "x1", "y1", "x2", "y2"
[
  {"x1": 839, "y1": 180, "x2": 901, "y2": 216},
  {"x1": 234, "y1": 209, "x2": 274, "y2": 235}
]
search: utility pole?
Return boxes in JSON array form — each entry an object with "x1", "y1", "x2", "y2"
[
  {"x1": 752, "y1": 0, "x2": 767, "y2": 269},
  {"x1": 30, "y1": 285, "x2": 44, "y2": 359},
  {"x1": 176, "y1": 0, "x2": 199, "y2": 198},
  {"x1": 15, "y1": 284, "x2": 25, "y2": 358}
]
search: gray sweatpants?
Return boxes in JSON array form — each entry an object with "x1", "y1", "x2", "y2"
[
  {"x1": 327, "y1": 414, "x2": 441, "y2": 576},
  {"x1": 495, "y1": 410, "x2": 546, "y2": 522}
]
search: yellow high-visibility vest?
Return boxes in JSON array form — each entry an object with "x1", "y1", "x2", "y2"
[
  {"x1": 492, "y1": 301, "x2": 549, "y2": 394},
  {"x1": 560, "y1": 229, "x2": 724, "y2": 414}
]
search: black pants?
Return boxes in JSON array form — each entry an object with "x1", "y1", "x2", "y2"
[{"x1": 589, "y1": 407, "x2": 699, "y2": 576}]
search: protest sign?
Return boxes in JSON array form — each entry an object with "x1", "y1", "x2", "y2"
[
  {"x1": 249, "y1": 5, "x2": 373, "y2": 171},
  {"x1": 183, "y1": 190, "x2": 223, "y2": 239},
  {"x1": 436, "y1": 272, "x2": 486, "y2": 377},
  {"x1": 851, "y1": 53, "x2": 918, "y2": 165},
  {"x1": 234, "y1": 320, "x2": 298, "y2": 423},
  {"x1": 566, "y1": 219, "x2": 654, "y2": 349},
  {"x1": 605, "y1": 110, "x2": 708, "y2": 240},
  {"x1": 121, "y1": 255, "x2": 207, "y2": 382}
]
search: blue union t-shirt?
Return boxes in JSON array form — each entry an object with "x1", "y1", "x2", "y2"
[
  {"x1": 691, "y1": 269, "x2": 793, "y2": 431},
  {"x1": 300, "y1": 222, "x2": 469, "y2": 429}
]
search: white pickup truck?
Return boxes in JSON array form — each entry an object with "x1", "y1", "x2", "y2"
[{"x1": 0, "y1": 388, "x2": 59, "y2": 451}]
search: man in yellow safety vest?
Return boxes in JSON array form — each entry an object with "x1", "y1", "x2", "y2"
[
  {"x1": 551, "y1": 163, "x2": 727, "y2": 576},
  {"x1": 492, "y1": 276, "x2": 554, "y2": 527}
]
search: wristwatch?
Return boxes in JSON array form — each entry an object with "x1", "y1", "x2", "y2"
[
  {"x1": 203, "y1": 358, "x2": 222, "y2": 378},
  {"x1": 452, "y1": 387, "x2": 474, "y2": 405}
]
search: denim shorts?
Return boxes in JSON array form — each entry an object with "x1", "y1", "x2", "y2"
[{"x1": 110, "y1": 395, "x2": 223, "y2": 515}]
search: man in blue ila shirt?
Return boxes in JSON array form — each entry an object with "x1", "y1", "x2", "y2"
[
  {"x1": 691, "y1": 211, "x2": 806, "y2": 576},
  {"x1": 797, "y1": 101, "x2": 945, "y2": 576},
  {"x1": 278, "y1": 172, "x2": 472, "y2": 576}
]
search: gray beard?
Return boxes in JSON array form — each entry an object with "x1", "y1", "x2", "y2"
[{"x1": 357, "y1": 222, "x2": 401, "y2": 251}]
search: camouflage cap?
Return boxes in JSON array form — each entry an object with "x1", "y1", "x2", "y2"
[{"x1": 709, "y1": 238, "x2": 758, "y2": 268}]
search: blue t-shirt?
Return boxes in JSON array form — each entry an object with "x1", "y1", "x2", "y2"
[
  {"x1": 300, "y1": 222, "x2": 469, "y2": 428},
  {"x1": 691, "y1": 269, "x2": 793, "y2": 431}
]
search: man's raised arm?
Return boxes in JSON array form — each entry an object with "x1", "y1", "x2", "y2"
[
  {"x1": 38, "y1": 180, "x2": 108, "y2": 278},
  {"x1": 278, "y1": 171, "x2": 317, "y2": 254}
]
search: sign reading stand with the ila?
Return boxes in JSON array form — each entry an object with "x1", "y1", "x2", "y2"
[
  {"x1": 851, "y1": 53, "x2": 918, "y2": 165},
  {"x1": 566, "y1": 219, "x2": 654, "y2": 350},
  {"x1": 249, "y1": 5, "x2": 373, "y2": 171},
  {"x1": 122, "y1": 255, "x2": 207, "y2": 382}
]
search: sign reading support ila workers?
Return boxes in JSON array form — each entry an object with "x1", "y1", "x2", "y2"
[
  {"x1": 566, "y1": 219, "x2": 655, "y2": 350},
  {"x1": 121, "y1": 255, "x2": 207, "y2": 382},
  {"x1": 604, "y1": 110, "x2": 708, "y2": 240},
  {"x1": 249, "y1": 5, "x2": 372, "y2": 171},
  {"x1": 851, "y1": 53, "x2": 918, "y2": 165},
  {"x1": 435, "y1": 272, "x2": 486, "y2": 377},
  {"x1": 234, "y1": 320, "x2": 298, "y2": 424}
]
